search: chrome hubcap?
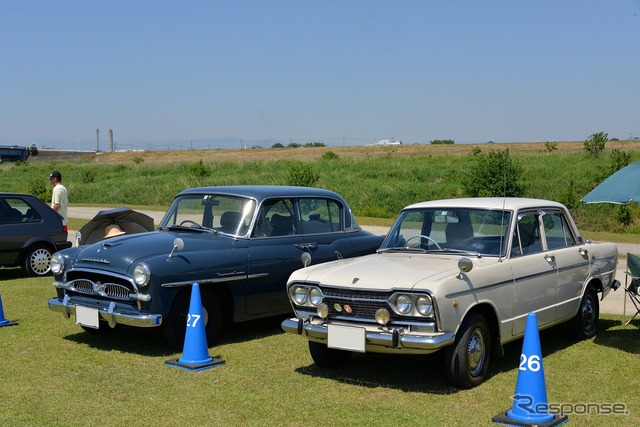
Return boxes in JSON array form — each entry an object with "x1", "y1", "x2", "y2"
[{"x1": 467, "y1": 328, "x2": 486, "y2": 376}]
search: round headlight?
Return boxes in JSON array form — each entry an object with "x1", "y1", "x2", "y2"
[
  {"x1": 50, "y1": 254, "x2": 64, "y2": 275},
  {"x1": 309, "y1": 288, "x2": 323, "y2": 306},
  {"x1": 133, "y1": 263, "x2": 150, "y2": 287},
  {"x1": 416, "y1": 295, "x2": 433, "y2": 316},
  {"x1": 292, "y1": 286, "x2": 308, "y2": 305},
  {"x1": 317, "y1": 302, "x2": 329, "y2": 319},
  {"x1": 375, "y1": 308, "x2": 390, "y2": 325},
  {"x1": 396, "y1": 294, "x2": 413, "y2": 314}
]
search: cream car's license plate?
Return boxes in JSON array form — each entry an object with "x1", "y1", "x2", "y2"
[
  {"x1": 328, "y1": 324, "x2": 366, "y2": 353},
  {"x1": 75, "y1": 306, "x2": 99, "y2": 328}
]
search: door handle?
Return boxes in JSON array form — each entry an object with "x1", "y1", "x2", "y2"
[
  {"x1": 544, "y1": 254, "x2": 555, "y2": 263},
  {"x1": 579, "y1": 248, "x2": 589, "y2": 257},
  {"x1": 294, "y1": 243, "x2": 317, "y2": 250}
]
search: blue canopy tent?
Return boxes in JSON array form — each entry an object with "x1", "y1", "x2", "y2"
[{"x1": 581, "y1": 162, "x2": 640, "y2": 204}]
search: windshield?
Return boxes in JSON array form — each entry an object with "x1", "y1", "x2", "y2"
[
  {"x1": 381, "y1": 207, "x2": 512, "y2": 257},
  {"x1": 159, "y1": 194, "x2": 256, "y2": 236}
]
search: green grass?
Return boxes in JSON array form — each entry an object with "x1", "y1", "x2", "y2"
[
  {"x1": 3, "y1": 147, "x2": 640, "y2": 234},
  {"x1": 0, "y1": 274, "x2": 638, "y2": 426}
]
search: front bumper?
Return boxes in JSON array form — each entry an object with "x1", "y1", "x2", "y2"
[
  {"x1": 48, "y1": 295, "x2": 162, "y2": 328},
  {"x1": 282, "y1": 318, "x2": 455, "y2": 354}
]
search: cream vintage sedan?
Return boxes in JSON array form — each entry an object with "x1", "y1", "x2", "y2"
[{"x1": 282, "y1": 198, "x2": 620, "y2": 388}]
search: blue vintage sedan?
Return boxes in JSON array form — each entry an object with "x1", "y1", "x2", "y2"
[{"x1": 48, "y1": 186, "x2": 384, "y2": 349}]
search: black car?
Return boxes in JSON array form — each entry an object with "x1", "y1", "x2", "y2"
[
  {"x1": 0, "y1": 193, "x2": 72, "y2": 276},
  {"x1": 48, "y1": 186, "x2": 385, "y2": 348}
]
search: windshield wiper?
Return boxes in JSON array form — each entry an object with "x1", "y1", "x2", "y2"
[
  {"x1": 378, "y1": 246, "x2": 428, "y2": 253},
  {"x1": 430, "y1": 248, "x2": 482, "y2": 257},
  {"x1": 162, "y1": 224, "x2": 218, "y2": 234}
]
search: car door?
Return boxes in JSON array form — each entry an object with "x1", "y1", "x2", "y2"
[
  {"x1": 541, "y1": 209, "x2": 590, "y2": 321},
  {"x1": 245, "y1": 198, "x2": 308, "y2": 316},
  {"x1": 299, "y1": 197, "x2": 353, "y2": 265},
  {"x1": 0, "y1": 197, "x2": 34, "y2": 265},
  {"x1": 510, "y1": 211, "x2": 558, "y2": 336}
]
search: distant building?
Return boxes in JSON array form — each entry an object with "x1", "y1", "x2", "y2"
[
  {"x1": 372, "y1": 138, "x2": 402, "y2": 146},
  {"x1": 0, "y1": 145, "x2": 30, "y2": 162}
]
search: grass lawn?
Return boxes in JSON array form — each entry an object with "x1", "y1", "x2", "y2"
[{"x1": 0, "y1": 272, "x2": 638, "y2": 426}]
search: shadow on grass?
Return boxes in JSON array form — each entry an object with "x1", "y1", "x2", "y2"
[
  {"x1": 64, "y1": 326, "x2": 175, "y2": 357},
  {"x1": 215, "y1": 315, "x2": 286, "y2": 346},
  {"x1": 593, "y1": 317, "x2": 640, "y2": 354},
  {"x1": 0, "y1": 267, "x2": 28, "y2": 281},
  {"x1": 293, "y1": 321, "x2": 617, "y2": 394},
  {"x1": 62, "y1": 314, "x2": 288, "y2": 356}
]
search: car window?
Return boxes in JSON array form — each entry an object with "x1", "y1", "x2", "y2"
[
  {"x1": 299, "y1": 198, "x2": 342, "y2": 234},
  {"x1": 161, "y1": 194, "x2": 255, "y2": 236},
  {"x1": 253, "y1": 198, "x2": 298, "y2": 237},
  {"x1": 511, "y1": 213, "x2": 543, "y2": 256},
  {"x1": 542, "y1": 210, "x2": 577, "y2": 249},
  {"x1": 382, "y1": 208, "x2": 510, "y2": 256},
  {"x1": 0, "y1": 197, "x2": 41, "y2": 224}
]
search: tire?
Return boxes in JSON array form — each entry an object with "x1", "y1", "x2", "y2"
[
  {"x1": 444, "y1": 313, "x2": 491, "y2": 389},
  {"x1": 162, "y1": 287, "x2": 222, "y2": 350},
  {"x1": 308, "y1": 341, "x2": 352, "y2": 368},
  {"x1": 569, "y1": 287, "x2": 599, "y2": 339},
  {"x1": 21, "y1": 244, "x2": 54, "y2": 277}
]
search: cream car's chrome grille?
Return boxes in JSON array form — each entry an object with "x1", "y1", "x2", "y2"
[{"x1": 317, "y1": 288, "x2": 433, "y2": 323}]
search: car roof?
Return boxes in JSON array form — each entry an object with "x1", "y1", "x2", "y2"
[
  {"x1": 0, "y1": 192, "x2": 36, "y2": 198},
  {"x1": 404, "y1": 197, "x2": 567, "y2": 211},
  {"x1": 176, "y1": 185, "x2": 344, "y2": 201}
]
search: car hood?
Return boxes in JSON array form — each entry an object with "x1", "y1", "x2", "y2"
[
  {"x1": 71, "y1": 230, "x2": 233, "y2": 271},
  {"x1": 289, "y1": 252, "x2": 464, "y2": 291}
]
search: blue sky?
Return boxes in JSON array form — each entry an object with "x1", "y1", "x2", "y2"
[{"x1": 1, "y1": 1, "x2": 639, "y2": 150}]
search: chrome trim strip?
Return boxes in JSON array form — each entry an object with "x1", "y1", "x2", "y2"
[{"x1": 161, "y1": 272, "x2": 269, "y2": 287}]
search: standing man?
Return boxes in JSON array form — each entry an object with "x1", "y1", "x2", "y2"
[{"x1": 48, "y1": 170, "x2": 68, "y2": 221}]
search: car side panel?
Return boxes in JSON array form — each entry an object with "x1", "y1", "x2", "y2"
[
  {"x1": 554, "y1": 245, "x2": 591, "y2": 320},
  {"x1": 246, "y1": 235, "x2": 309, "y2": 316},
  {"x1": 510, "y1": 252, "x2": 558, "y2": 336}
]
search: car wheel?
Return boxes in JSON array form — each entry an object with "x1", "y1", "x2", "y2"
[
  {"x1": 444, "y1": 313, "x2": 491, "y2": 389},
  {"x1": 569, "y1": 286, "x2": 599, "y2": 339},
  {"x1": 21, "y1": 244, "x2": 53, "y2": 276},
  {"x1": 308, "y1": 341, "x2": 352, "y2": 368},
  {"x1": 162, "y1": 287, "x2": 222, "y2": 350}
]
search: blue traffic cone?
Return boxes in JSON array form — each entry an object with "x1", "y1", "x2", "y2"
[
  {"x1": 165, "y1": 283, "x2": 224, "y2": 371},
  {"x1": 0, "y1": 295, "x2": 18, "y2": 328},
  {"x1": 493, "y1": 312, "x2": 568, "y2": 426}
]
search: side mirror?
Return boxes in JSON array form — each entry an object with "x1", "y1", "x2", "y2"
[
  {"x1": 457, "y1": 257, "x2": 473, "y2": 279},
  {"x1": 169, "y1": 238, "x2": 185, "y2": 258}
]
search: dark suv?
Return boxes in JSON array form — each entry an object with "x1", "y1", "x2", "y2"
[{"x1": 0, "y1": 193, "x2": 72, "y2": 276}]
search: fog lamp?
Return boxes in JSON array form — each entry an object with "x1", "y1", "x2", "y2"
[
  {"x1": 375, "y1": 308, "x2": 390, "y2": 325},
  {"x1": 316, "y1": 303, "x2": 329, "y2": 319}
]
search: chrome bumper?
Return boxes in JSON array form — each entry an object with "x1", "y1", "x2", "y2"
[
  {"x1": 281, "y1": 318, "x2": 455, "y2": 353},
  {"x1": 48, "y1": 296, "x2": 162, "y2": 328}
]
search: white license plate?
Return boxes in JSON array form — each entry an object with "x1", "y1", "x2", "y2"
[
  {"x1": 75, "y1": 306, "x2": 99, "y2": 329},
  {"x1": 328, "y1": 324, "x2": 366, "y2": 353}
]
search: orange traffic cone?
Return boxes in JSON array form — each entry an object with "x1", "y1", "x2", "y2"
[
  {"x1": 493, "y1": 312, "x2": 567, "y2": 426},
  {"x1": 0, "y1": 295, "x2": 17, "y2": 328},
  {"x1": 165, "y1": 283, "x2": 224, "y2": 371}
]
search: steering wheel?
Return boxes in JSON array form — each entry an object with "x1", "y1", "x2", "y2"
[
  {"x1": 405, "y1": 234, "x2": 442, "y2": 250},
  {"x1": 179, "y1": 220, "x2": 200, "y2": 227}
]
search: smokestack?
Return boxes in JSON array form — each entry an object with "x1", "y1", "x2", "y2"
[{"x1": 109, "y1": 129, "x2": 114, "y2": 152}]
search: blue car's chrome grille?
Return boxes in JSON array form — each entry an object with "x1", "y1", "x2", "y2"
[
  {"x1": 65, "y1": 271, "x2": 136, "y2": 301},
  {"x1": 69, "y1": 279, "x2": 132, "y2": 300}
]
